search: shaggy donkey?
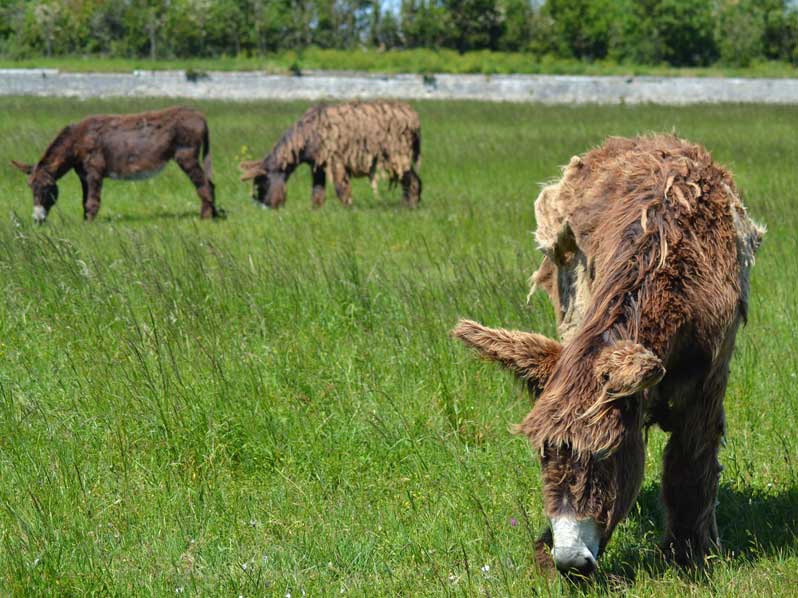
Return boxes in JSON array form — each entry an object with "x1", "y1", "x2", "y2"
[
  {"x1": 453, "y1": 135, "x2": 764, "y2": 575},
  {"x1": 240, "y1": 100, "x2": 421, "y2": 208},
  {"x1": 11, "y1": 106, "x2": 219, "y2": 222}
]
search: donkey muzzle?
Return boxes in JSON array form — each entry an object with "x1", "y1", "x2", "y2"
[
  {"x1": 32, "y1": 205, "x2": 48, "y2": 223},
  {"x1": 550, "y1": 516, "x2": 600, "y2": 575}
]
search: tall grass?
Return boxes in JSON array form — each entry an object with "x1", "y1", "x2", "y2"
[{"x1": 0, "y1": 98, "x2": 795, "y2": 596}]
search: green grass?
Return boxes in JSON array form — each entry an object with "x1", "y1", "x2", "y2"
[
  {"x1": 4, "y1": 48, "x2": 798, "y2": 78},
  {"x1": 0, "y1": 97, "x2": 796, "y2": 596}
]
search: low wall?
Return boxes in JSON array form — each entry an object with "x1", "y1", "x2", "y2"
[{"x1": 1, "y1": 69, "x2": 797, "y2": 104}]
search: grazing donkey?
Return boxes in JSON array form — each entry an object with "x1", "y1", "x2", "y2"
[
  {"x1": 11, "y1": 106, "x2": 219, "y2": 222},
  {"x1": 240, "y1": 100, "x2": 421, "y2": 208},
  {"x1": 453, "y1": 135, "x2": 764, "y2": 575}
]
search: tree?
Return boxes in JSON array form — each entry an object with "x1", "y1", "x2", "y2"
[
  {"x1": 543, "y1": 0, "x2": 624, "y2": 60},
  {"x1": 716, "y1": 0, "x2": 766, "y2": 67},
  {"x1": 87, "y1": 0, "x2": 128, "y2": 55},
  {"x1": 443, "y1": 0, "x2": 503, "y2": 53},
  {"x1": 33, "y1": 1, "x2": 63, "y2": 57},
  {"x1": 400, "y1": 1, "x2": 448, "y2": 48},
  {"x1": 498, "y1": 0, "x2": 533, "y2": 52},
  {"x1": 377, "y1": 8, "x2": 402, "y2": 49},
  {"x1": 654, "y1": 0, "x2": 716, "y2": 66}
]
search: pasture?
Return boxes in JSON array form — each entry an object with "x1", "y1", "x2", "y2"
[{"x1": 0, "y1": 97, "x2": 795, "y2": 596}]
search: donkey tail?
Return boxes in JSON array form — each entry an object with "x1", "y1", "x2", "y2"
[{"x1": 202, "y1": 124, "x2": 213, "y2": 180}]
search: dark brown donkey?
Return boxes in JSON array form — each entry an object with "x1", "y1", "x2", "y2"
[
  {"x1": 11, "y1": 106, "x2": 219, "y2": 222},
  {"x1": 453, "y1": 135, "x2": 764, "y2": 575}
]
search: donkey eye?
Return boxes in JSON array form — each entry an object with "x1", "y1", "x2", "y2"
[{"x1": 601, "y1": 372, "x2": 610, "y2": 383}]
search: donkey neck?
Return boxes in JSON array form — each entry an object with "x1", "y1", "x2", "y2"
[
  {"x1": 38, "y1": 127, "x2": 76, "y2": 180},
  {"x1": 270, "y1": 124, "x2": 311, "y2": 177},
  {"x1": 573, "y1": 278, "x2": 687, "y2": 368}
]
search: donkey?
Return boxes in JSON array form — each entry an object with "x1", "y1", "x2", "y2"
[
  {"x1": 240, "y1": 100, "x2": 421, "y2": 209},
  {"x1": 453, "y1": 135, "x2": 764, "y2": 575},
  {"x1": 11, "y1": 106, "x2": 219, "y2": 222}
]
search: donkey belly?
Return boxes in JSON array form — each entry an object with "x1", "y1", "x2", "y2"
[{"x1": 108, "y1": 164, "x2": 166, "y2": 181}]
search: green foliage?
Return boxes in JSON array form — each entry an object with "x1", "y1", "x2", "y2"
[
  {"x1": 0, "y1": 96, "x2": 796, "y2": 595},
  {"x1": 2, "y1": 0, "x2": 798, "y2": 76},
  {"x1": 443, "y1": 0, "x2": 503, "y2": 53},
  {"x1": 2, "y1": 0, "x2": 798, "y2": 69},
  {"x1": 654, "y1": 0, "x2": 717, "y2": 66},
  {"x1": 717, "y1": 0, "x2": 766, "y2": 67},
  {"x1": 543, "y1": 0, "x2": 626, "y2": 60}
]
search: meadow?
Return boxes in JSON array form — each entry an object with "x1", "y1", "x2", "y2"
[{"x1": 0, "y1": 97, "x2": 796, "y2": 596}]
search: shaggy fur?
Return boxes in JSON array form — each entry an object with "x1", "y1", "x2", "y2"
[
  {"x1": 240, "y1": 100, "x2": 421, "y2": 208},
  {"x1": 453, "y1": 134, "x2": 764, "y2": 572},
  {"x1": 11, "y1": 106, "x2": 219, "y2": 221}
]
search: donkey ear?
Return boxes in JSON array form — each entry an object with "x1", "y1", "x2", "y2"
[
  {"x1": 239, "y1": 160, "x2": 266, "y2": 181},
  {"x1": 452, "y1": 319, "x2": 562, "y2": 389},
  {"x1": 594, "y1": 341, "x2": 665, "y2": 397},
  {"x1": 10, "y1": 160, "x2": 33, "y2": 175}
]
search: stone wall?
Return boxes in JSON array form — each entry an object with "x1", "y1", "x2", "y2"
[{"x1": 2, "y1": 69, "x2": 797, "y2": 104}]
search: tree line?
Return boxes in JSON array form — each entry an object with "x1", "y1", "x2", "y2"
[{"x1": 1, "y1": 0, "x2": 797, "y2": 68}]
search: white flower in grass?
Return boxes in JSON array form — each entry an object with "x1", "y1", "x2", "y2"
[
  {"x1": 249, "y1": 518, "x2": 258, "y2": 528},
  {"x1": 175, "y1": 588, "x2": 184, "y2": 594},
  {"x1": 241, "y1": 562, "x2": 248, "y2": 571},
  {"x1": 481, "y1": 564, "x2": 490, "y2": 575}
]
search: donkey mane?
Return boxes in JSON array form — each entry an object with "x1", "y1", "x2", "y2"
[
  {"x1": 38, "y1": 125, "x2": 75, "y2": 169},
  {"x1": 519, "y1": 134, "x2": 763, "y2": 457},
  {"x1": 266, "y1": 106, "x2": 323, "y2": 172}
]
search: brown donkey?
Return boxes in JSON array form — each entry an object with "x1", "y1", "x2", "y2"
[
  {"x1": 11, "y1": 106, "x2": 219, "y2": 222},
  {"x1": 240, "y1": 100, "x2": 421, "y2": 209},
  {"x1": 453, "y1": 135, "x2": 764, "y2": 575}
]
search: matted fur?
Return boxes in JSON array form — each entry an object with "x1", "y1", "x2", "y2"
[
  {"x1": 241, "y1": 100, "x2": 421, "y2": 208},
  {"x1": 454, "y1": 134, "x2": 764, "y2": 571}
]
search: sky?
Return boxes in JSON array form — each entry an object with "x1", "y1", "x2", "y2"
[{"x1": 381, "y1": 0, "x2": 401, "y2": 12}]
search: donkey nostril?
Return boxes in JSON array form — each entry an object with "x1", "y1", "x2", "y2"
[{"x1": 553, "y1": 549, "x2": 597, "y2": 575}]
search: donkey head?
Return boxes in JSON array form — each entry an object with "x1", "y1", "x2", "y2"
[
  {"x1": 239, "y1": 160, "x2": 287, "y2": 209},
  {"x1": 453, "y1": 319, "x2": 664, "y2": 575},
  {"x1": 11, "y1": 160, "x2": 59, "y2": 223}
]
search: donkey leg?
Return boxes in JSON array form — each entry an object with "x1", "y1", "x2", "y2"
[
  {"x1": 83, "y1": 176, "x2": 103, "y2": 222},
  {"x1": 368, "y1": 162, "x2": 380, "y2": 201},
  {"x1": 335, "y1": 173, "x2": 352, "y2": 207},
  {"x1": 660, "y1": 372, "x2": 728, "y2": 566},
  {"x1": 79, "y1": 173, "x2": 89, "y2": 213},
  {"x1": 311, "y1": 166, "x2": 326, "y2": 208},
  {"x1": 175, "y1": 148, "x2": 217, "y2": 219},
  {"x1": 401, "y1": 168, "x2": 421, "y2": 207}
]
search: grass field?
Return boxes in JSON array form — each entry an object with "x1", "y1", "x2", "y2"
[{"x1": 0, "y1": 98, "x2": 796, "y2": 596}]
